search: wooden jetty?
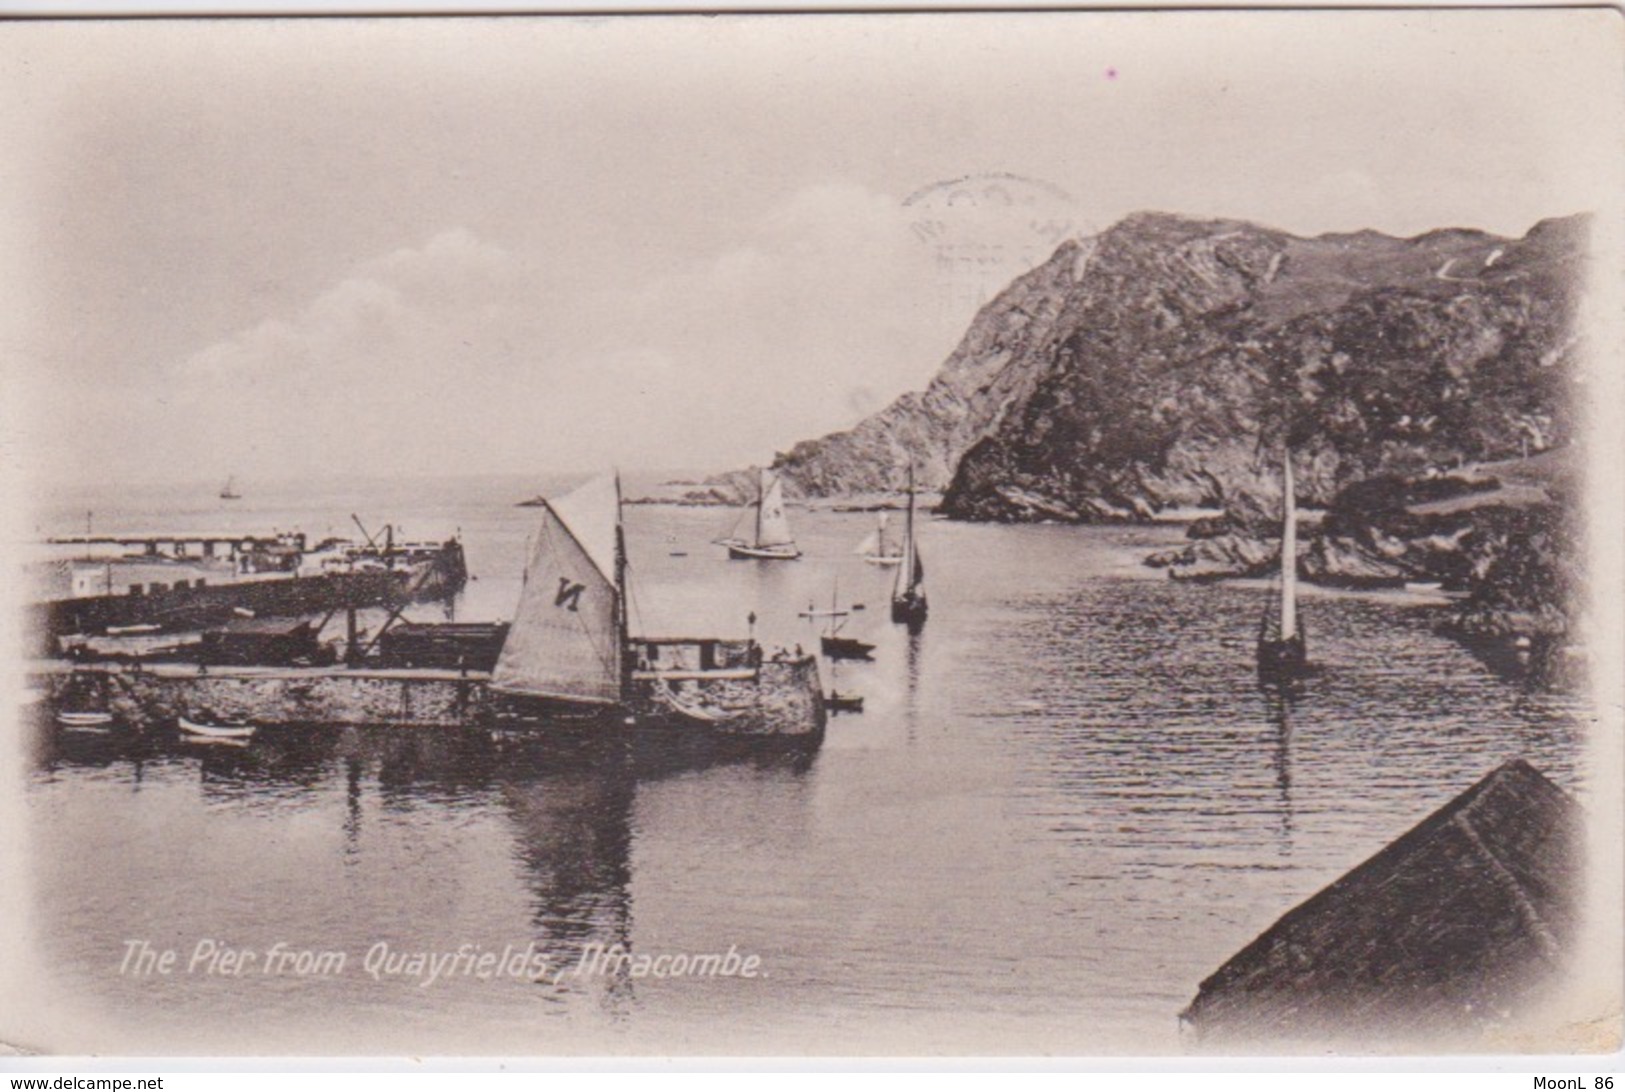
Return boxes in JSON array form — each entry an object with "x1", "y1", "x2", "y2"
[
  {"x1": 1182, "y1": 759, "x2": 1582, "y2": 1046},
  {"x1": 28, "y1": 534, "x2": 468, "y2": 653}
]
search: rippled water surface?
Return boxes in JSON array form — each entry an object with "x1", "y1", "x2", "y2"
[{"x1": 18, "y1": 476, "x2": 1591, "y2": 1053}]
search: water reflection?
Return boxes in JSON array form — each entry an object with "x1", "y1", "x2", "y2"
[
  {"x1": 30, "y1": 716, "x2": 819, "y2": 1022},
  {"x1": 904, "y1": 628, "x2": 925, "y2": 743},
  {"x1": 1258, "y1": 684, "x2": 1296, "y2": 854},
  {"x1": 497, "y1": 741, "x2": 636, "y2": 1015}
]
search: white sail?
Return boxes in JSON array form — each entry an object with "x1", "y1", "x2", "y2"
[
  {"x1": 859, "y1": 512, "x2": 898, "y2": 558},
  {"x1": 492, "y1": 475, "x2": 623, "y2": 704},
  {"x1": 756, "y1": 471, "x2": 795, "y2": 548},
  {"x1": 1281, "y1": 451, "x2": 1298, "y2": 640}
]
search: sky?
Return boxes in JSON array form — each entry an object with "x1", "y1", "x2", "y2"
[{"x1": 1, "y1": 10, "x2": 1621, "y2": 489}]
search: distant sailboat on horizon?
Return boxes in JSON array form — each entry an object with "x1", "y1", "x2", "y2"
[
  {"x1": 219, "y1": 475, "x2": 242, "y2": 501},
  {"x1": 717, "y1": 468, "x2": 801, "y2": 560},
  {"x1": 1257, "y1": 445, "x2": 1308, "y2": 680}
]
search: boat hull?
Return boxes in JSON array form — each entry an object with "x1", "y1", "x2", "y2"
[
  {"x1": 178, "y1": 716, "x2": 256, "y2": 740},
  {"x1": 1256, "y1": 635, "x2": 1308, "y2": 679},
  {"x1": 57, "y1": 711, "x2": 114, "y2": 729},
  {"x1": 890, "y1": 594, "x2": 928, "y2": 632},
  {"x1": 725, "y1": 544, "x2": 801, "y2": 561},
  {"x1": 820, "y1": 635, "x2": 875, "y2": 661}
]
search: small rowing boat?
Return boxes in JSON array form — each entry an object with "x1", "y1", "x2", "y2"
[
  {"x1": 178, "y1": 716, "x2": 257, "y2": 741},
  {"x1": 824, "y1": 691, "x2": 864, "y2": 715},
  {"x1": 58, "y1": 710, "x2": 114, "y2": 730}
]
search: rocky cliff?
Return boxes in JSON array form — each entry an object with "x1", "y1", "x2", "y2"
[
  {"x1": 940, "y1": 211, "x2": 1586, "y2": 520},
  {"x1": 758, "y1": 210, "x2": 1587, "y2": 521}
]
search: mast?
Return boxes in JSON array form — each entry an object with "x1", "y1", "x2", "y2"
[
  {"x1": 614, "y1": 471, "x2": 631, "y2": 695},
  {"x1": 754, "y1": 468, "x2": 766, "y2": 548},
  {"x1": 830, "y1": 575, "x2": 839, "y2": 637},
  {"x1": 1280, "y1": 448, "x2": 1297, "y2": 641},
  {"x1": 904, "y1": 464, "x2": 916, "y2": 593}
]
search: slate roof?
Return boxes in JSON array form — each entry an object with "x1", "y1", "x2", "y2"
[{"x1": 1183, "y1": 759, "x2": 1582, "y2": 1044}]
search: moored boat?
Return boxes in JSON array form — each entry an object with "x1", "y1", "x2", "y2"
[
  {"x1": 811, "y1": 578, "x2": 874, "y2": 661},
  {"x1": 824, "y1": 691, "x2": 864, "y2": 715},
  {"x1": 178, "y1": 716, "x2": 257, "y2": 741},
  {"x1": 106, "y1": 623, "x2": 162, "y2": 636},
  {"x1": 821, "y1": 635, "x2": 875, "y2": 661},
  {"x1": 57, "y1": 710, "x2": 114, "y2": 730}
]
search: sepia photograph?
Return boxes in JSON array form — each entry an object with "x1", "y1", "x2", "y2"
[{"x1": 0, "y1": 9, "x2": 1621, "y2": 1060}]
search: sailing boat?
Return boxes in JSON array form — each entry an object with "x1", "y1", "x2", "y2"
[
  {"x1": 817, "y1": 578, "x2": 875, "y2": 661},
  {"x1": 492, "y1": 474, "x2": 826, "y2": 737},
  {"x1": 219, "y1": 476, "x2": 242, "y2": 501},
  {"x1": 890, "y1": 466, "x2": 928, "y2": 631},
  {"x1": 717, "y1": 468, "x2": 801, "y2": 560},
  {"x1": 855, "y1": 511, "x2": 903, "y2": 566},
  {"x1": 1257, "y1": 446, "x2": 1307, "y2": 679}
]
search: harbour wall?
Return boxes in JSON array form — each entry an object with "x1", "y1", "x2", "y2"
[{"x1": 36, "y1": 655, "x2": 826, "y2": 738}]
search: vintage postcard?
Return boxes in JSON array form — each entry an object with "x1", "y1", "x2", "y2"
[{"x1": 0, "y1": 9, "x2": 1620, "y2": 1059}]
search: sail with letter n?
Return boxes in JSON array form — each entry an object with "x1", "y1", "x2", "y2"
[{"x1": 492, "y1": 475, "x2": 624, "y2": 704}]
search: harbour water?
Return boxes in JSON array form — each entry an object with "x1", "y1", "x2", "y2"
[{"x1": 17, "y1": 474, "x2": 1591, "y2": 1054}]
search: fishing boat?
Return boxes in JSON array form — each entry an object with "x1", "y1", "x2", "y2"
[
  {"x1": 219, "y1": 476, "x2": 242, "y2": 501},
  {"x1": 492, "y1": 474, "x2": 825, "y2": 738},
  {"x1": 890, "y1": 466, "x2": 928, "y2": 631},
  {"x1": 814, "y1": 579, "x2": 874, "y2": 661},
  {"x1": 57, "y1": 710, "x2": 114, "y2": 730},
  {"x1": 716, "y1": 469, "x2": 801, "y2": 560},
  {"x1": 178, "y1": 716, "x2": 257, "y2": 741},
  {"x1": 822, "y1": 634, "x2": 875, "y2": 661},
  {"x1": 855, "y1": 512, "x2": 903, "y2": 566},
  {"x1": 1257, "y1": 446, "x2": 1308, "y2": 679}
]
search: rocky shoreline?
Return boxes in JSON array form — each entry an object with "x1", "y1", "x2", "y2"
[{"x1": 1144, "y1": 452, "x2": 1579, "y2": 683}]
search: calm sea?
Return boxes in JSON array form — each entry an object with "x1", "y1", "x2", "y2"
[{"x1": 16, "y1": 474, "x2": 1591, "y2": 1054}]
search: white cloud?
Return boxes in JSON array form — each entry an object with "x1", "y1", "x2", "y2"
[{"x1": 39, "y1": 182, "x2": 1035, "y2": 486}]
